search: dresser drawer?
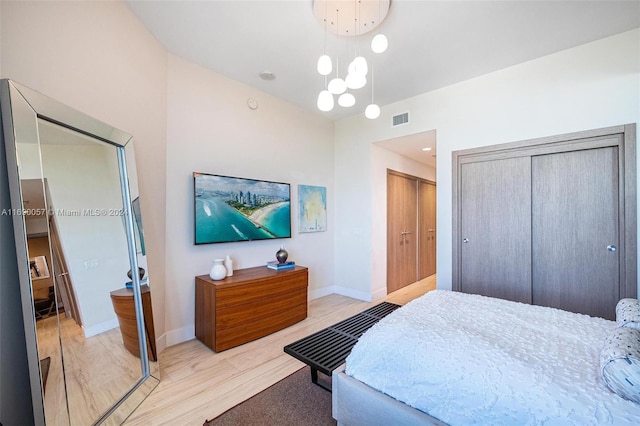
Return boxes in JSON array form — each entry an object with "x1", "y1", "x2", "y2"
[
  {"x1": 216, "y1": 300, "x2": 308, "y2": 351},
  {"x1": 216, "y1": 271, "x2": 307, "y2": 308},
  {"x1": 216, "y1": 288, "x2": 307, "y2": 329}
]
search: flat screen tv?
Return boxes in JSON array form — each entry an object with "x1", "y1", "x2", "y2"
[{"x1": 194, "y1": 172, "x2": 291, "y2": 244}]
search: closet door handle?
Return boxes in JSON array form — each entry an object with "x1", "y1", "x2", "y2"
[
  {"x1": 463, "y1": 238, "x2": 469, "y2": 243},
  {"x1": 607, "y1": 245, "x2": 617, "y2": 252}
]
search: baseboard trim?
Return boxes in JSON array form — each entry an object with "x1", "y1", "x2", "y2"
[
  {"x1": 83, "y1": 318, "x2": 119, "y2": 338},
  {"x1": 308, "y1": 286, "x2": 334, "y2": 300},
  {"x1": 333, "y1": 286, "x2": 372, "y2": 302},
  {"x1": 164, "y1": 324, "x2": 195, "y2": 348}
]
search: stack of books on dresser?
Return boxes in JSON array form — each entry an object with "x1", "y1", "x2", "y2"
[{"x1": 266, "y1": 260, "x2": 295, "y2": 270}]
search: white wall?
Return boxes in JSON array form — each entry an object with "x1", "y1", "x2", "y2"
[
  {"x1": 1, "y1": 0, "x2": 168, "y2": 344},
  {"x1": 164, "y1": 55, "x2": 335, "y2": 346},
  {"x1": 336, "y1": 29, "x2": 640, "y2": 298}
]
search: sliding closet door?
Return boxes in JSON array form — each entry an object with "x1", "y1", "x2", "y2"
[
  {"x1": 387, "y1": 171, "x2": 418, "y2": 292},
  {"x1": 532, "y1": 146, "x2": 620, "y2": 319},
  {"x1": 419, "y1": 180, "x2": 437, "y2": 279},
  {"x1": 459, "y1": 157, "x2": 532, "y2": 303}
]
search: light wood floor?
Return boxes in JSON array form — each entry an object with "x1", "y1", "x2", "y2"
[
  {"x1": 37, "y1": 314, "x2": 148, "y2": 425},
  {"x1": 125, "y1": 275, "x2": 436, "y2": 425}
]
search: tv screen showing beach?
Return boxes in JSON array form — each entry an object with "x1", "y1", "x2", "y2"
[{"x1": 194, "y1": 172, "x2": 291, "y2": 244}]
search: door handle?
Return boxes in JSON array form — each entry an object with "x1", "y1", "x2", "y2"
[
  {"x1": 607, "y1": 245, "x2": 617, "y2": 252},
  {"x1": 463, "y1": 238, "x2": 469, "y2": 243}
]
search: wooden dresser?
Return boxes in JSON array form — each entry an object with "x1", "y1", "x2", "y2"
[
  {"x1": 110, "y1": 284, "x2": 157, "y2": 361},
  {"x1": 195, "y1": 265, "x2": 308, "y2": 352}
]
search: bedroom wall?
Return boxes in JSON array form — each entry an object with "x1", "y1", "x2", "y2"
[
  {"x1": 0, "y1": 0, "x2": 168, "y2": 344},
  {"x1": 164, "y1": 55, "x2": 334, "y2": 346},
  {"x1": 335, "y1": 28, "x2": 640, "y2": 298}
]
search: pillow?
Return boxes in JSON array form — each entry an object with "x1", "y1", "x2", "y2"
[
  {"x1": 616, "y1": 298, "x2": 640, "y2": 331},
  {"x1": 600, "y1": 327, "x2": 640, "y2": 403}
]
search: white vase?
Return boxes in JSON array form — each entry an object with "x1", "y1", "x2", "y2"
[
  {"x1": 209, "y1": 259, "x2": 227, "y2": 280},
  {"x1": 224, "y1": 255, "x2": 233, "y2": 277}
]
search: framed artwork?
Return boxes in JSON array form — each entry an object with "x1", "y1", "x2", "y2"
[
  {"x1": 194, "y1": 172, "x2": 291, "y2": 244},
  {"x1": 29, "y1": 256, "x2": 50, "y2": 280},
  {"x1": 298, "y1": 185, "x2": 327, "y2": 233}
]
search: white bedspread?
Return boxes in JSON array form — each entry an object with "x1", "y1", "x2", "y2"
[{"x1": 345, "y1": 290, "x2": 640, "y2": 425}]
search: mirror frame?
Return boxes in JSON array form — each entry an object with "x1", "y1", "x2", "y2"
[{"x1": 0, "y1": 79, "x2": 158, "y2": 425}]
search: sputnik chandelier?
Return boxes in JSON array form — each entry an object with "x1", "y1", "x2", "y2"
[{"x1": 312, "y1": 0, "x2": 390, "y2": 119}]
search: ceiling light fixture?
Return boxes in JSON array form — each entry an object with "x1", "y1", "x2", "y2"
[
  {"x1": 365, "y1": 65, "x2": 380, "y2": 119},
  {"x1": 317, "y1": 87, "x2": 335, "y2": 111},
  {"x1": 317, "y1": 1, "x2": 332, "y2": 75},
  {"x1": 338, "y1": 91, "x2": 356, "y2": 107},
  {"x1": 371, "y1": 0, "x2": 388, "y2": 53},
  {"x1": 313, "y1": 0, "x2": 390, "y2": 117},
  {"x1": 328, "y1": 11, "x2": 346, "y2": 95}
]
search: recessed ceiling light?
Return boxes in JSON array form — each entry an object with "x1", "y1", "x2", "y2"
[
  {"x1": 422, "y1": 147, "x2": 432, "y2": 151},
  {"x1": 259, "y1": 71, "x2": 276, "y2": 81}
]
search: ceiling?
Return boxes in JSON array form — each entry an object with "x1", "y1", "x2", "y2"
[{"x1": 126, "y1": 0, "x2": 640, "y2": 167}]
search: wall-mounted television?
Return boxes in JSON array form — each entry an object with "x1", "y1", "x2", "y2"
[{"x1": 194, "y1": 172, "x2": 291, "y2": 244}]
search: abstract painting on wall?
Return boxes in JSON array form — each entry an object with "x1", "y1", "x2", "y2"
[{"x1": 298, "y1": 184, "x2": 327, "y2": 233}]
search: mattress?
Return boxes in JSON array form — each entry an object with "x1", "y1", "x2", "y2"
[{"x1": 345, "y1": 290, "x2": 640, "y2": 425}]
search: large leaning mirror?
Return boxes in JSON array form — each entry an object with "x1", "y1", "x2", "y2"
[{"x1": 0, "y1": 80, "x2": 159, "y2": 425}]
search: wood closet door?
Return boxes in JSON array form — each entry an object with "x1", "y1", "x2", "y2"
[
  {"x1": 419, "y1": 180, "x2": 436, "y2": 279},
  {"x1": 459, "y1": 157, "x2": 532, "y2": 303},
  {"x1": 532, "y1": 146, "x2": 620, "y2": 320},
  {"x1": 387, "y1": 171, "x2": 418, "y2": 293}
]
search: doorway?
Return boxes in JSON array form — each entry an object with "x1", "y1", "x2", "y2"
[{"x1": 387, "y1": 170, "x2": 436, "y2": 293}]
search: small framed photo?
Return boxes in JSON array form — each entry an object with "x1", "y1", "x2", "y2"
[{"x1": 29, "y1": 256, "x2": 50, "y2": 280}]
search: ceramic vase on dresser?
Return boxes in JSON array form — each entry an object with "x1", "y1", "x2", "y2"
[
  {"x1": 224, "y1": 255, "x2": 233, "y2": 277},
  {"x1": 209, "y1": 259, "x2": 227, "y2": 280}
]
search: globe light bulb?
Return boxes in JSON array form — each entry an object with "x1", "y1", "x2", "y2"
[
  {"x1": 345, "y1": 73, "x2": 367, "y2": 90},
  {"x1": 317, "y1": 90, "x2": 334, "y2": 112},
  {"x1": 328, "y1": 77, "x2": 347, "y2": 95},
  {"x1": 348, "y1": 56, "x2": 368, "y2": 76},
  {"x1": 371, "y1": 34, "x2": 388, "y2": 53},
  {"x1": 317, "y1": 54, "x2": 332, "y2": 76},
  {"x1": 338, "y1": 92, "x2": 356, "y2": 107},
  {"x1": 365, "y1": 103, "x2": 381, "y2": 119}
]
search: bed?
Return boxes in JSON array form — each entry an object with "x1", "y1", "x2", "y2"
[{"x1": 332, "y1": 290, "x2": 640, "y2": 425}]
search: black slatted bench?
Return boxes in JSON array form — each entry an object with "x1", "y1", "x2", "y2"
[{"x1": 283, "y1": 302, "x2": 401, "y2": 391}]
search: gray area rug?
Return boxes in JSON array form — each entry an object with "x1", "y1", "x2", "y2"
[{"x1": 204, "y1": 366, "x2": 336, "y2": 426}]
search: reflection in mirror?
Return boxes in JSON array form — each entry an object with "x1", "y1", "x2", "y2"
[{"x1": 1, "y1": 80, "x2": 158, "y2": 425}]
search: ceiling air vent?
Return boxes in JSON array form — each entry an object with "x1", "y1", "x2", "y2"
[{"x1": 392, "y1": 112, "x2": 409, "y2": 127}]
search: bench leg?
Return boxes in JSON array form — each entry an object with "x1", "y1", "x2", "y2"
[{"x1": 310, "y1": 367, "x2": 332, "y2": 392}]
